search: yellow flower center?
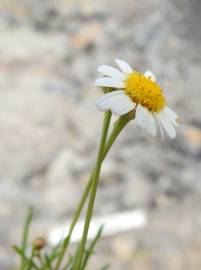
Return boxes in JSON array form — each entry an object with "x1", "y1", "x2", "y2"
[{"x1": 125, "y1": 72, "x2": 166, "y2": 112}]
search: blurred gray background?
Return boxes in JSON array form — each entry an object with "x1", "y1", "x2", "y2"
[{"x1": 0, "y1": 0, "x2": 201, "y2": 269}]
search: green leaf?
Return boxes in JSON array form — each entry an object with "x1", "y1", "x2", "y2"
[
  {"x1": 47, "y1": 242, "x2": 62, "y2": 263},
  {"x1": 81, "y1": 226, "x2": 104, "y2": 270},
  {"x1": 13, "y1": 245, "x2": 40, "y2": 270},
  {"x1": 20, "y1": 207, "x2": 34, "y2": 270},
  {"x1": 44, "y1": 254, "x2": 53, "y2": 270}
]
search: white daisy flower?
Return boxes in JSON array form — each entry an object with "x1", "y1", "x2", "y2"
[{"x1": 95, "y1": 59, "x2": 179, "y2": 139}]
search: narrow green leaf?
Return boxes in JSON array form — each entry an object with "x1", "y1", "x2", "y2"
[
  {"x1": 81, "y1": 226, "x2": 104, "y2": 270},
  {"x1": 27, "y1": 248, "x2": 35, "y2": 270},
  {"x1": 13, "y1": 245, "x2": 40, "y2": 270},
  {"x1": 44, "y1": 254, "x2": 53, "y2": 270},
  {"x1": 20, "y1": 207, "x2": 34, "y2": 270},
  {"x1": 47, "y1": 243, "x2": 62, "y2": 262}
]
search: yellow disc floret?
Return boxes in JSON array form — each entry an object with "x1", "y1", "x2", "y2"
[{"x1": 125, "y1": 72, "x2": 166, "y2": 112}]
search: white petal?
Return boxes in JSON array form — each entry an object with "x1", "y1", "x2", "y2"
[
  {"x1": 135, "y1": 105, "x2": 149, "y2": 130},
  {"x1": 111, "y1": 95, "x2": 135, "y2": 116},
  {"x1": 155, "y1": 114, "x2": 164, "y2": 139},
  {"x1": 135, "y1": 106, "x2": 157, "y2": 137},
  {"x1": 96, "y1": 91, "x2": 135, "y2": 116},
  {"x1": 95, "y1": 77, "x2": 125, "y2": 88},
  {"x1": 163, "y1": 106, "x2": 178, "y2": 126},
  {"x1": 98, "y1": 65, "x2": 126, "y2": 80},
  {"x1": 144, "y1": 70, "x2": 156, "y2": 82},
  {"x1": 96, "y1": 90, "x2": 124, "y2": 110},
  {"x1": 115, "y1": 59, "x2": 133, "y2": 74},
  {"x1": 146, "y1": 112, "x2": 157, "y2": 136},
  {"x1": 157, "y1": 112, "x2": 176, "y2": 139}
]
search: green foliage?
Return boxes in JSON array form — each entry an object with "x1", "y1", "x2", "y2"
[
  {"x1": 13, "y1": 112, "x2": 130, "y2": 269},
  {"x1": 81, "y1": 226, "x2": 104, "y2": 270},
  {"x1": 14, "y1": 208, "x2": 106, "y2": 270}
]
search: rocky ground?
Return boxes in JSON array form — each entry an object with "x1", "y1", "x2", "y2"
[{"x1": 0, "y1": 0, "x2": 201, "y2": 269}]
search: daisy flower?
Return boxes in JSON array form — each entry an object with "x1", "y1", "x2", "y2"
[{"x1": 95, "y1": 59, "x2": 179, "y2": 139}]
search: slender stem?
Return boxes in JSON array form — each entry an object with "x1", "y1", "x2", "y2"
[
  {"x1": 73, "y1": 113, "x2": 131, "y2": 270},
  {"x1": 54, "y1": 112, "x2": 132, "y2": 270},
  {"x1": 54, "y1": 178, "x2": 92, "y2": 270},
  {"x1": 73, "y1": 112, "x2": 111, "y2": 270},
  {"x1": 54, "y1": 112, "x2": 112, "y2": 270},
  {"x1": 81, "y1": 226, "x2": 103, "y2": 269},
  {"x1": 20, "y1": 207, "x2": 33, "y2": 270},
  {"x1": 103, "y1": 115, "x2": 131, "y2": 156}
]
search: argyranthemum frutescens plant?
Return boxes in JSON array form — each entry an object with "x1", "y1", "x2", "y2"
[{"x1": 14, "y1": 59, "x2": 179, "y2": 270}]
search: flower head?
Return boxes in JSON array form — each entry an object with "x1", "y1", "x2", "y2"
[{"x1": 95, "y1": 59, "x2": 179, "y2": 139}]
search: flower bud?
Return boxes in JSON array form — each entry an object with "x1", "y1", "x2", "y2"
[{"x1": 32, "y1": 237, "x2": 46, "y2": 250}]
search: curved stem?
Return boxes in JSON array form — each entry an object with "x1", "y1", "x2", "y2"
[
  {"x1": 73, "y1": 114, "x2": 131, "y2": 270},
  {"x1": 73, "y1": 112, "x2": 111, "y2": 270},
  {"x1": 54, "y1": 112, "x2": 132, "y2": 270},
  {"x1": 54, "y1": 111, "x2": 111, "y2": 270}
]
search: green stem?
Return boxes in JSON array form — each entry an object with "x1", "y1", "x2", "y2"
[
  {"x1": 81, "y1": 226, "x2": 103, "y2": 269},
  {"x1": 54, "y1": 178, "x2": 92, "y2": 270},
  {"x1": 73, "y1": 112, "x2": 110, "y2": 270},
  {"x1": 54, "y1": 111, "x2": 112, "y2": 270},
  {"x1": 73, "y1": 113, "x2": 131, "y2": 270},
  {"x1": 54, "y1": 112, "x2": 132, "y2": 270},
  {"x1": 20, "y1": 207, "x2": 33, "y2": 270},
  {"x1": 104, "y1": 114, "x2": 131, "y2": 156}
]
